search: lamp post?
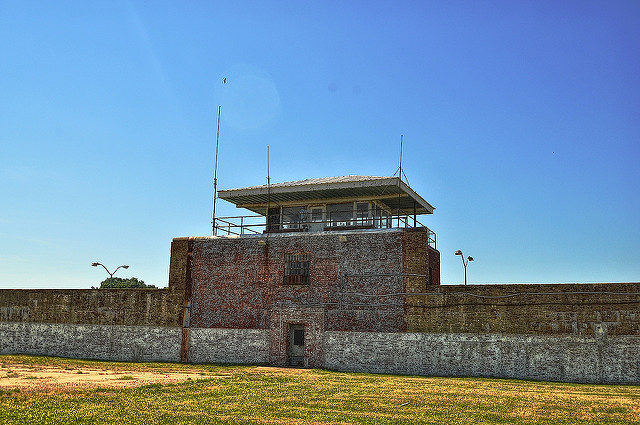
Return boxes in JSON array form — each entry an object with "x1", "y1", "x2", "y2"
[
  {"x1": 454, "y1": 250, "x2": 474, "y2": 285},
  {"x1": 91, "y1": 262, "x2": 129, "y2": 279}
]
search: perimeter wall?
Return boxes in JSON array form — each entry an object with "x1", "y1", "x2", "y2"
[{"x1": 0, "y1": 232, "x2": 638, "y2": 384}]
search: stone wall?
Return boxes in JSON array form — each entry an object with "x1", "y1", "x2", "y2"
[
  {"x1": 0, "y1": 322, "x2": 181, "y2": 362},
  {"x1": 187, "y1": 328, "x2": 269, "y2": 364},
  {"x1": 323, "y1": 331, "x2": 640, "y2": 384},
  {"x1": 0, "y1": 289, "x2": 183, "y2": 327},
  {"x1": 405, "y1": 283, "x2": 640, "y2": 336}
]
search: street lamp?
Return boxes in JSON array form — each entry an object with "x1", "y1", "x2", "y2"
[
  {"x1": 454, "y1": 250, "x2": 474, "y2": 285},
  {"x1": 91, "y1": 262, "x2": 129, "y2": 279}
]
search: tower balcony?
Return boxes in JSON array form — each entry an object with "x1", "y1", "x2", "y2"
[{"x1": 214, "y1": 209, "x2": 436, "y2": 249}]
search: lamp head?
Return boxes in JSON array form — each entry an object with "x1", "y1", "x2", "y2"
[
  {"x1": 91, "y1": 262, "x2": 99, "y2": 267},
  {"x1": 467, "y1": 256, "x2": 474, "y2": 262},
  {"x1": 454, "y1": 250, "x2": 462, "y2": 256},
  {"x1": 122, "y1": 265, "x2": 129, "y2": 269}
]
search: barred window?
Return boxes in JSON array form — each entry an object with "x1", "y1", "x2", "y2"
[{"x1": 284, "y1": 253, "x2": 310, "y2": 285}]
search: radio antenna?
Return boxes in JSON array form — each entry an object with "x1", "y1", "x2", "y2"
[
  {"x1": 211, "y1": 105, "x2": 221, "y2": 236},
  {"x1": 267, "y1": 145, "x2": 271, "y2": 233},
  {"x1": 397, "y1": 135, "x2": 402, "y2": 222}
]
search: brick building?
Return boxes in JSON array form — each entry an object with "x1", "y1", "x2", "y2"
[{"x1": 184, "y1": 175, "x2": 441, "y2": 367}]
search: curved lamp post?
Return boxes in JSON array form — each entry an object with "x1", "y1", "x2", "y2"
[
  {"x1": 454, "y1": 250, "x2": 474, "y2": 285},
  {"x1": 91, "y1": 262, "x2": 129, "y2": 279}
]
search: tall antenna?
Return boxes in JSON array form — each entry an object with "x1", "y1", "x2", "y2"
[
  {"x1": 399, "y1": 134, "x2": 403, "y2": 181},
  {"x1": 211, "y1": 105, "x2": 221, "y2": 236},
  {"x1": 267, "y1": 145, "x2": 271, "y2": 220},
  {"x1": 397, "y1": 134, "x2": 402, "y2": 223},
  {"x1": 393, "y1": 135, "x2": 410, "y2": 182}
]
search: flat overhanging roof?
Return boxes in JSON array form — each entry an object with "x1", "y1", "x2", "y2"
[{"x1": 218, "y1": 175, "x2": 435, "y2": 215}]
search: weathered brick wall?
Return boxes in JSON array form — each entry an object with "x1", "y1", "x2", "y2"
[
  {"x1": 186, "y1": 229, "x2": 411, "y2": 333},
  {"x1": 427, "y1": 247, "x2": 440, "y2": 285},
  {"x1": 323, "y1": 331, "x2": 640, "y2": 384},
  {"x1": 406, "y1": 283, "x2": 640, "y2": 336},
  {"x1": 0, "y1": 288, "x2": 183, "y2": 327}
]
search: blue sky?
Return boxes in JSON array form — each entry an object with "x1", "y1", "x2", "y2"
[{"x1": 1, "y1": 1, "x2": 638, "y2": 288}]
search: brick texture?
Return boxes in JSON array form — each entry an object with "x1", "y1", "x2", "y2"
[{"x1": 187, "y1": 229, "x2": 421, "y2": 333}]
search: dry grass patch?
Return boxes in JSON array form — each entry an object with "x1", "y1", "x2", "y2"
[{"x1": 0, "y1": 356, "x2": 217, "y2": 393}]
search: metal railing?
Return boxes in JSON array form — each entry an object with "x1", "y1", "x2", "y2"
[{"x1": 214, "y1": 210, "x2": 436, "y2": 248}]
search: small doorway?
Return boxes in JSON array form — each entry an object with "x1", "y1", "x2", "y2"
[{"x1": 288, "y1": 325, "x2": 305, "y2": 367}]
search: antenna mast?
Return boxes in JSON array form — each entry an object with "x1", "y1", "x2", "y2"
[
  {"x1": 212, "y1": 105, "x2": 221, "y2": 236},
  {"x1": 399, "y1": 135, "x2": 403, "y2": 181},
  {"x1": 267, "y1": 145, "x2": 271, "y2": 232},
  {"x1": 397, "y1": 135, "x2": 402, "y2": 224}
]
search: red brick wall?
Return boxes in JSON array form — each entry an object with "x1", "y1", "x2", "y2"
[
  {"x1": 428, "y1": 247, "x2": 440, "y2": 285},
  {"x1": 185, "y1": 229, "x2": 418, "y2": 333}
]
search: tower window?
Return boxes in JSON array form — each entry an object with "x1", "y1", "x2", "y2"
[{"x1": 284, "y1": 253, "x2": 310, "y2": 285}]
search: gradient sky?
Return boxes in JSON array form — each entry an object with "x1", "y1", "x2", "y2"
[{"x1": 1, "y1": 1, "x2": 639, "y2": 288}]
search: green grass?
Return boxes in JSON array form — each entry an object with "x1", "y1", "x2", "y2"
[{"x1": 0, "y1": 355, "x2": 639, "y2": 424}]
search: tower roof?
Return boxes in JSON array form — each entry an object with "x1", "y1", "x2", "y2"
[{"x1": 218, "y1": 175, "x2": 435, "y2": 215}]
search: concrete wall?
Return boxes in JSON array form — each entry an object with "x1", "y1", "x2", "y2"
[
  {"x1": 323, "y1": 331, "x2": 640, "y2": 384},
  {"x1": 188, "y1": 328, "x2": 269, "y2": 364},
  {"x1": 0, "y1": 322, "x2": 181, "y2": 362},
  {"x1": 404, "y1": 283, "x2": 640, "y2": 336},
  {"x1": 0, "y1": 322, "x2": 271, "y2": 365},
  {"x1": 0, "y1": 288, "x2": 183, "y2": 327}
]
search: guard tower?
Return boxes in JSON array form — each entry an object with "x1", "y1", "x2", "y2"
[
  {"x1": 175, "y1": 175, "x2": 439, "y2": 367},
  {"x1": 215, "y1": 175, "x2": 436, "y2": 248}
]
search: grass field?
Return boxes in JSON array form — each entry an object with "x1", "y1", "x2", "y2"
[{"x1": 1, "y1": 355, "x2": 639, "y2": 424}]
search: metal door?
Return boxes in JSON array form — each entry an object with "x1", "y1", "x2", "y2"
[{"x1": 288, "y1": 325, "x2": 305, "y2": 366}]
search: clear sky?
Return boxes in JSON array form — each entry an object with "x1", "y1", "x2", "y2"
[{"x1": 1, "y1": 1, "x2": 638, "y2": 288}]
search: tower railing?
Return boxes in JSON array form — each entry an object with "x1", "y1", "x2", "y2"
[{"x1": 213, "y1": 209, "x2": 436, "y2": 248}]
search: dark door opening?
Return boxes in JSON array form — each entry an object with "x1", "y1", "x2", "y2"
[{"x1": 288, "y1": 325, "x2": 305, "y2": 367}]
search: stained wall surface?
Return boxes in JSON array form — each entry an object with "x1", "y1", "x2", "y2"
[
  {"x1": 186, "y1": 229, "x2": 425, "y2": 333},
  {"x1": 404, "y1": 283, "x2": 640, "y2": 336},
  {"x1": 323, "y1": 331, "x2": 640, "y2": 384},
  {"x1": 187, "y1": 328, "x2": 269, "y2": 364},
  {"x1": 0, "y1": 322, "x2": 181, "y2": 362},
  {"x1": 0, "y1": 288, "x2": 183, "y2": 327}
]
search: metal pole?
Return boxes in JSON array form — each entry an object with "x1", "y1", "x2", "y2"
[
  {"x1": 463, "y1": 260, "x2": 467, "y2": 285},
  {"x1": 397, "y1": 135, "x2": 403, "y2": 227},
  {"x1": 413, "y1": 201, "x2": 416, "y2": 227},
  {"x1": 212, "y1": 105, "x2": 221, "y2": 236},
  {"x1": 267, "y1": 145, "x2": 271, "y2": 232}
]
